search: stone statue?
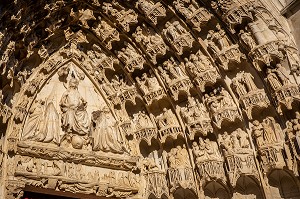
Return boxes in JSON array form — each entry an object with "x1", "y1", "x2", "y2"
[
  {"x1": 60, "y1": 78, "x2": 90, "y2": 135},
  {"x1": 242, "y1": 72, "x2": 258, "y2": 91},
  {"x1": 274, "y1": 64, "x2": 291, "y2": 85},
  {"x1": 156, "y1": 108, "x2": 177, "y2": 129},
  {"x1": 22, "y1": 100, "x2": 45, "y2": 141},
  {"x1": 218, "y1": 132, "x2": 233, "y2": 154},
  {"x1": 193, "y1": 138, "x2": 222, "y2": 163},
  {"x1": 132, "y1": 110, "x2": 153, "y2": 130},
  {"x1": 145, "y1": 73, "x2": 158, "y2": 92},
  {"x1": 261, "y1": 118, "x2": 277, "y2": 143},
  {"x1": 215, "y1": 24, "x2": 231, "y2": 50},
  {"x1": 220, "y1": 87, "x2": 234, "y2": 107},
  {"x1": 136, "y1": 0, "x2": 154, "y2": 13},
  {"x1": 252, "y1": 117, "x2": 281, "y2": 147},
  {"x1": 231, "y1": 78, "x2": 247, "y2": 98},
  {"x1": 236, "y1": 128, "x2": 250, "y2": 149},
  {"x1": 266, "y1": 68, "x2": 282, "y2": 90},
  {"x1": 239, "y1": 30, "x2": 256, "y2": 49},
  {"x1": 206, "y1": 30, "x2": 220, "y2": 53},
  {"x1": 205, "y1": 138, "x2": 222, "y2": 161},
  {"x1": 232, "y1": 72, "x2": 258, "y2": 98},
  {"x1": 252, "y1": 120, "x2": 264, "y2": 147},
  {"x1": 35, "y1": 102, "x2": 60, "y2": 144},
  {"x1": 91, "y1": 107, "x2": 124, "y2": 153},
  {"x1": 266, "y1": 64, "x2": 291, "y2": 91},
  {"x1": 22, "y1": 99, "x2": 61, "y2": 144},
  {"x1": 286, "y1": 49, "x2": 300, "y2": 75},
  {"x1": 168, "y1": 148, "x2": 178, "y2": 169}
]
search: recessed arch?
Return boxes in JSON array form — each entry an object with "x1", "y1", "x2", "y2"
[{"x1": 268, "y1": 169, "x2": 300, "y2": 199}]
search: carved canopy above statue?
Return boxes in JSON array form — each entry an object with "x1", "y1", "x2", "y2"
[{"x1": 1, "y1": 0, "x2": 300, "y2": 199}]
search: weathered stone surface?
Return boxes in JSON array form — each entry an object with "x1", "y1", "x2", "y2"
[{"x1": 0, "y1": 0, "x2": 300, "y2": 199}]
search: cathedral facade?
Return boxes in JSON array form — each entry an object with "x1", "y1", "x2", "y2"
[{"x1": 1, "y1": 0, "x2": 300, "y2": 198}]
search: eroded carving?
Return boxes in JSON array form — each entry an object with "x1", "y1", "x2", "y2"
[
  {"x1": 163, "y1": 21, "x2": 194, "y2": 55},
  {"x1": 205, "y1": 87, "x2": 242, "y2": 128},
  {"x1": 184, "y1": 51, "x2": 221, "y2": 92},
  {"x1": 158, "y1": 58, "x2": 192, "y2": 100},
  {"x1": 231, "y1": 72, "x2": 270, "y2": 119},
  {"x1": 179, "y1": 96, "x2": 212, "y2": 139}
]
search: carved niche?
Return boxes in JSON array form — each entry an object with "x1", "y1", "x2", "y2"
[
  {"x1": 184, "y1": 51, "x2": 221, "y2": 92},
  {"x1": 117, "y1": 43, "x2": 146, "y2": 73},
  {"x1": 133, "y1": 25, "x2": 168, "y2": 64},
  {"x1": 158, "y1": 57, "x2": 192, "y2": 100},
  {"x1": 205, "y1": 87, "x2": 242, "y2": 129},
  {"x1": 154, "y1": 108, "x2": 183, "y2": 143},
  {"x1": 179, "y1": 96, "x2": 213, "y2": 140},
  {"x1": 163, "y1": 21, "x2": 194, "y2": 55},
  {"x1": 102, "y1": 2, "x2": 138, "y2": 32},
  {"x1": 211, "y1": 0, "x2": 255, "y2": 33},
  {"x1": 286, "y1": 113, "x2": 300, "y2": 173},
  {"x1": 86, "y1": 44, "x2": 118, "y2": 73},
  {"x1": 99, "y1": 75, "x2": 137, "y2": 107},
  {"x1": 174, "y1": 0, "x2": 212, "y2": 31},
  {"x1": 167, "y1": 145, "x2": 196, "y2": 193},
  {"x1": 231, "y1": 71, "x2": 270, "y2": 119},
  {"x1": 130, "y1": 110, "x2": 158, "y2": 145},
  {"x1": 205, "y1": 24, "x2": 244, "y2": 70},
  {"x1": 192, "y1": 138, "x2": 226, "y2": 183},
  {"x1": 245, "y1": 10, "x2": 295, "y2": 70},
  {"x1": 92, "y1": 20, "x2": 120, "y2": 50},
  {"x1": 218, "y1": 129, "x2": 258, "y2": 186},
  {"x1": 141, "y1": 156, "x2": 169, "y2": 199},
  {"x1": 265, "y1": 64, "x2": 300, "y2": 113},
  {"x1": 136, "y1": 72, "x2": 167, "y2": 105},
  {"x1": 136, "y1": 0, "x2": 166, "y2": 25},
  {"x1": 251, "y1": 117, "x2": 285, "y2": 172}
]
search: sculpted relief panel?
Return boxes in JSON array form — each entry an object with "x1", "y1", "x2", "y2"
[
  {"x1": 1, "y1": 0, "x2": 300, "y2": 199},
  {"x1": 21, "y1": 63, "x2": 113, "y2": 150}
]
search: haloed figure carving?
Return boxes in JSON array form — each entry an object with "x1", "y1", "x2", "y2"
[{"x1": 60, "y1": 78, "x2": 90, "y2": 135}]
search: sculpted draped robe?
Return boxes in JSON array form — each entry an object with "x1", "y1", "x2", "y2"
[
  {"x1": 60, "y1": 86, "x2": 90, "y2": 135},
  {"x1": 91, "y1": 110, "x2": 124, "y2": 154},
  {"x1": 22, "y1": 100, "x2": 45, "y2": 140},
  {"x1": 35, "y1": 102, "x2": 61, "y2": 144},
  {"x1": 23, "y1": 101, "x2": 61, "y2": 144}
]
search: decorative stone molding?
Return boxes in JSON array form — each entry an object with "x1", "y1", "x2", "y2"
[
  {"x1": 163, "y1": 21, "x2": 194, "y2": 55},
  {"x1": 133, "y1": 25, "x2": 168, "y2": 64},
  {"x1": 174, "y1": 0, "x2": 212, "y2": 31},
  {"x1": 212, "y1": 0, "x2": 256, "y2": 33},
  {"x1": 1, "y1": 1, "x2": 300, "y2": 198},
  {"x1": 136, "y1": 0, "x2": 166, "y2": 25},
  {"x1": 231, "y1": 72, "x2": 270, "y2": 119},
  {"x1": 184, "y1": 51, "x2": 221, "y2": 92},
  {"x1": 179, "y1": 96, "x2": 213, "y2": 140},
  {"x1": 205, "y1": 87, "x2": 242, "y2": 129}
]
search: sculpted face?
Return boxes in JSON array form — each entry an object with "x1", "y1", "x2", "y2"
[{"x1": 69, "y1": 78, "x2": 79, "y2": 89}]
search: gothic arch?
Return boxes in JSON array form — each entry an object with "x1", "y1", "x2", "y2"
[
  {"x1": 1, "y1": 0, "x2": 300, "y2": 199},
  {"x1": 268, "y1": 169, "x2": 300, "y2": 199},
  {"x1": 234, "y1": 176, "x2": 264, "y2": 199},
  {"x1": 204, "y1": 181, "x2": 231, "y2": 199}
]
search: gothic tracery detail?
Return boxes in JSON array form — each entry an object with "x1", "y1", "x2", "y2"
[{"x1": 2, "y1": 1, "x2": 300, "y2": 199}]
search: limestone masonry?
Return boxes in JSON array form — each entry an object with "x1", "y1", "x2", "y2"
[{"x1": 0, "y1": 0, "x2": 300, "y2": 198}]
